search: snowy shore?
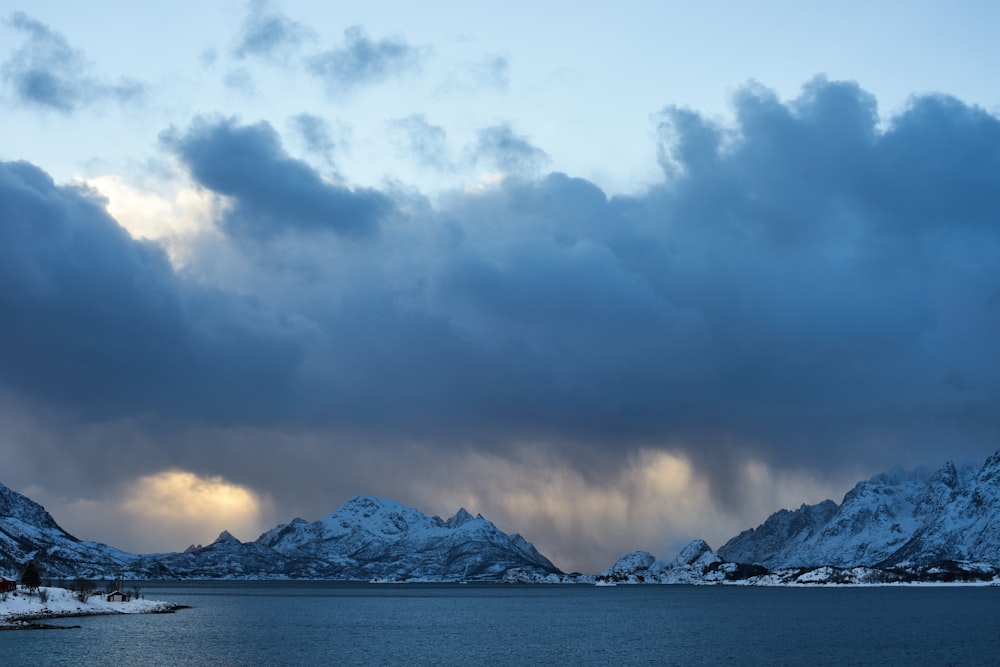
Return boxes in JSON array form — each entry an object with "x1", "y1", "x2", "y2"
[{"x1": 0, "y1": 586, "x2": 182, "y2": 629}]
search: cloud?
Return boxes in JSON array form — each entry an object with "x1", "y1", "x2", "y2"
[
  {"x1": 438, "y1": 55, "x2": 510, "y2": 94},
  {"x1": 29, "y1": 470, "x2": 271, "y2": 554},
  {"x1": 389, "y1": 114, "x2": 453, "y2": 171},
  {"x1": 288, "y1": 113, "x2": 346, "y2": 167},
  {"x1": 233, "y1": 0, "x2": 313, "y2": 63},
  {"x1": 223, "y1": 68, "x2": 257, "y2": 96},
  {"x1": 0, "y1": 159, "x2": 302, "y2": 421},
  {"x1": 405, "y1": 448, "x2": 850, "y2": 573},
  {"x1": 82, "y1": 174, "x2": 219, "y2": 266},
  {"x1": 306, "y1": 26, "x2": 422, "y2": 94},
  {"x1": 161, "y1": 116, "x2": 390, "y2": 239},
  {"x1": 3, "y1": 77, "x2": 1000, "y2": 571},
  {"x1": 119, "y1": 470, "x2": 270, "y2": 548},
  {"x1": 1, "y1": 12, "x2": 144, "y2": 112},
  {"x1": 470, "y1": 124, "x2": 550, "y2": 175}
]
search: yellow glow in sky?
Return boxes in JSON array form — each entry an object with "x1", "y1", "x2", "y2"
[{"x1": 121, "y1": 470, "x2": 267, "y2": 547}]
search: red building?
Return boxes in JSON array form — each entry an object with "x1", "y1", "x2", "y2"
[{"x1": 106, "y1": 590, "x2": 129, "y2": 602}]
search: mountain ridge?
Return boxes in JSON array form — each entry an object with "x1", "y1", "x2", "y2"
[
  {"x1": 717, "y1": 452, "x2": 999, "y2": 569},
  {"x1": 0, "y1": 489, "x2": 560, "y2": 582},
  {"x1": 3, "y1": 449, "x2": 1000, "y2": 583}
]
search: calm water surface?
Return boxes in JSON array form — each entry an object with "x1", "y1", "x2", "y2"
[{"x1": 3, "y1": 582, "x2": 999, "y2": 665}]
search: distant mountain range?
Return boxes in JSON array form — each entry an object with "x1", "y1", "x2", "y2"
[
  {"x1": 3, "y1": 449, "x2": 1000, "y2": 584},
  {"x1": 0, "y1": 489, "x2": 561, "y2": 582},
  {"x1": 718, "y1": 451, "x2": 1000, "y2": 570},
  {"x1": 597, "y1": 449, "x2": 1000, "y2": 585}
]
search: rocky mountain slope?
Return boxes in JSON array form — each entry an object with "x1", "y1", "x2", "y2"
[
  {"x1": 158, "y1": 495, "x2": 560, "y2": 581},
  {"x1": 0, "y1": 487, "x2": 559, "y2": 582},
  {"x1": 718, "y1": 451, "x2": 1000, "y2": 569},
  {"x1": 0, "y1": 483, "x2": 137, "y2": 578},
  {"x1": 591, "y1": 449, "x2": 1000, "y2": 585},
  {"x1": 4, "y1": 449, "x2": 1000, "y2": 584},
  {"x1": 597, "y1": 540, "x2": 734, "y2": 584}
]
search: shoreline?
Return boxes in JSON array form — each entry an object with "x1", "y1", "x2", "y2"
[
  {"x1": 1, "y1": 604, "x2": 189, "y2": 631},
  {"x1": 0, "y1": 586, "x2": 186, "y2": 631}
]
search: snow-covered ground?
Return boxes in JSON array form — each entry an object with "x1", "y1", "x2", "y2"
[{"x1": 0, "y1": 586, "x2": 177, "y2": 628}]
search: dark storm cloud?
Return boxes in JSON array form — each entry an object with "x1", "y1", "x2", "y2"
[
  {"x1": 1, "y1": 12, "x2": 143, "y2": 112},
  {"x1": 162, "y1": 116, "x2": 390, "y2": 239},
  {"x1": 638, "y1": 78, "x2": 1000, "y2": 473},
  {"x1": 390, "y1": 78, "x2": 997, "y2": 478},
  {"x1": 389, "y1": 114, "x2": 453, "y2": 171},
  {"x1": 0, "y1": 160, "x2": 300, "y2": 420},
  {"x1": 3, "y1": 77, "x2": 1000, "y2": 516},
  {"x1": 471, "y1": 124, "x2": 550, "y2": 174},
  {"x1": 306, "y1": 26, "x2": 421, "y2": 93},
  {"x1": 233, "y1": 0, "x2": 312, "y2": 63}
]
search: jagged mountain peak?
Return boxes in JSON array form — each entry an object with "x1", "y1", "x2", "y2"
[
  {"x1": 445, "y1": 507, "x2": 477, "y2": 528},
  {"x1": 719, "y1": 449, "x2": 1000, "y2": 570},
  {"x1": 256, "y1": 494, "x2": 558, "y2": 580},
  {"x1": 318, "y1": 494, "x2": 442, "y2": 539},
  {"x1": 931, "y1": 460, "x2": 960, "y2": 488},
  {"x1": 602, "y1": 551, "x2": 656, "y2": 576},
  {"x1": 212, "y1": 530, "x2": 241, "y2": 545},
  {"x1": 599, "y1": 541, "x2": 725, "y2": 584},
  {"x1": 673, "y1": 539, "x2": 714, "y2": 566},
  {"x1": 0, "y1": 486, "x2": 561, "y2": 582},
  {"x1": 0, "y1": 482, "x2": 74, "y2": 538},
  {"x1": 0, "y1": 481, "x2": 137, "y2": 578},
  {"x1": 338, "y1": 494, "x2": 396, "y2": 512},
  {"x1": 866, "y1": 464, "x2": 933, "y2": 487},
  {"x1": 976, "y1": 450, "x2": 1000, "y2": 485}
]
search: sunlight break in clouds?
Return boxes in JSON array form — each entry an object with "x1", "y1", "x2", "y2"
[
  {"x1": 84, "y1": 174, "x2": 220, "y2": 267},
  {"x1": 411, "y1": 448, "x2": 851, "y2": 573},
  {"x1": 121, "y1": 470, "x2": 269, "y2": 549}
]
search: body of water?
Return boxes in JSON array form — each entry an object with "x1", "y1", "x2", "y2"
[{"x1": 3, "y1": 582, "x2": 998, "y2": 665}]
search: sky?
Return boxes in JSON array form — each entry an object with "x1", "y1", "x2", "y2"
[{"x1": 1, "y1": 1, "x2": 1000, "y2": 574}]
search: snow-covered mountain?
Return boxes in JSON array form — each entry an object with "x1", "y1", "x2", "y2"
[
  {"x1": 157, "y1": 495, "x2": 559, "y2": 581},
  {"x1": 597, "y1": 540, "x2": 730, "y2": 584},
  {"x1": 0, "y1": 486, "x2": 559, "y2": 582},
  {"x1": 592, "y1": 449, "x2": 1000, "y2": 585},
  {"x1": 5, "y1": 449, "x2": 1000, "y2": 584},
  {"x1": 718, "y1": 450, "x2": 1000, "y2": 570},
  {"x1": 0, "y1": 483, "x2": 137, "y2": 578}
]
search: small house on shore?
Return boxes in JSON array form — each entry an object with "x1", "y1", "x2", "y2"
[
  {"x1": 1, "y1": 576, "x2": 15, "y2": 592},
  {"x1": 107, "y1": 590, "x2": 129, "y2": 602}
]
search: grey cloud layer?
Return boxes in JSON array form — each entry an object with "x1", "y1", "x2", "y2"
[
  {"x1": 390, "y1": 114, "x2": 453, "y2": 171},
  {"x1": 224, "y1": 3, "x2": 485, "y2": 100},
  {"x1": 2, "y1": 78, "x2": 999, "y2": 496},
  {"x1": 307, "y1": 26, "x2": 422, "y2": 93},
  {"x1": 472, "y1": 124, "x2": 551, "y2": 174},
  {"x1": 1, "y1": 12, "x2": 143, "y2": 112},
  {"x1": 233, "y1": 0, "x2": 313, "y2": 62},
  {"x1": 0, "y1": 161, "x2": 300, "y2": 420},
  {"x1": 162, "y1": 116, "x2": 390, "y2": 239}
]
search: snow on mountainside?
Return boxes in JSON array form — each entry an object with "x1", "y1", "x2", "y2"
[
  {"x1": 0, "y1": 485, "x2": 559, "y2": 582},
  {"x1": 593, "y1": 450, "x2": 1000, "y2": 585},
  {"x1": 5, "y1": 450, "x2": 1000, "y2": 584},
  {"x1": 0, "y1": 484, "x2": 136, "y2": 578},
  {"x1": 718, "y1": 451, "x2": 999, "y2": 570},
  {"x1": 250, "y1": 494, "x2": 560, "y2": 581},
  {"x1": 597, "y1": 540, "x2": 729, "y2": 584}
]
